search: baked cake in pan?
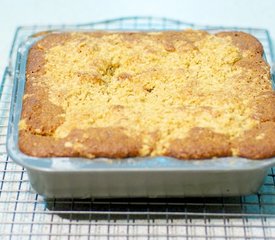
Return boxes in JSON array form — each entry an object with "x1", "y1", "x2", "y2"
[{"x1": 19, "y1": 30, "x2": 275, "y2": 159}]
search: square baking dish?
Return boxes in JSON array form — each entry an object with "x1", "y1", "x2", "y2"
[{"x1": 6, "y1": 31, "x2": 275, "y2": 198}]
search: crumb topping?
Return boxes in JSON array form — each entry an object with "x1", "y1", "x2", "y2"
[{"x1": 20, "y1": 30, "x2": 273, "y2": 159}]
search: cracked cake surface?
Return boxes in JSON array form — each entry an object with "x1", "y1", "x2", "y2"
[{"x1": 19, "y1": 30, "x2": 275, "y2": 159}]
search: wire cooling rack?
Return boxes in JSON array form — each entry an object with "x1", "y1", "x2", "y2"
[{"x1": 1, "y1": 16, "x2": 275, "y2": 239}]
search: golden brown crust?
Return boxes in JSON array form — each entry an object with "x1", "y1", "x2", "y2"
[
  {"x1": 21, "y1": 87, "x2": 58, "y2": 136},
  {"x1": 216, "y1": 32, "x2": 270, "y2": 78},
  {"x1": 233, "y1": 122, "x2": 275, "y2": 159},
  {"x1": 252, "y1": 91, "x2": 275, "y2": 122},
  {"x1": 215, "y1": 31, "x2": 263, "y2": 54},
  {"x1": 26, "y1": 46, "x2": 46, "y2": 76},
  {"x1": 19, "y1": 30, "x2": 274, "y2": 159},
  {"x1": 19, "y1": 131, "x2": 76, "y2": 157},
  {"x1": 22, "y1": 93, "x2": 64, "y2": 136},
  {"x1": 66, "y1": 128, "x2": 141, "y2": 158},
  {"x1": 23, "y1": 34, "x2": 71, "y2": 136},
  {"x1": 26, "y1": 33, "x2": 70, "y2": 76},
  {"x1": 165, "y1": 128, "x2": 231, "y2": 159},
  {"x1": 19, "y1": 128, "x2": 141, "y2": 158}
]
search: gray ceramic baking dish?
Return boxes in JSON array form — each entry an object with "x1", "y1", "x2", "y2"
[{"x1": 6, "y1": 32, "x2": 275, "y2": 198}]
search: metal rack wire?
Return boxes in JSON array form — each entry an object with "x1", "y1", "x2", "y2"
[{"x1": 1, "y1": 16, "x2": 275, "y2": 239}]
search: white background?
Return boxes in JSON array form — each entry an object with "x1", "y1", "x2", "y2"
[{"x1": 1, "y1": 0, "x2": 275, "y2": 78}]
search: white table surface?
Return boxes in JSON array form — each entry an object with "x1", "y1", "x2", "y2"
[{"x1": 1, "y1": 0, "x2": 275, "y2": 79}]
